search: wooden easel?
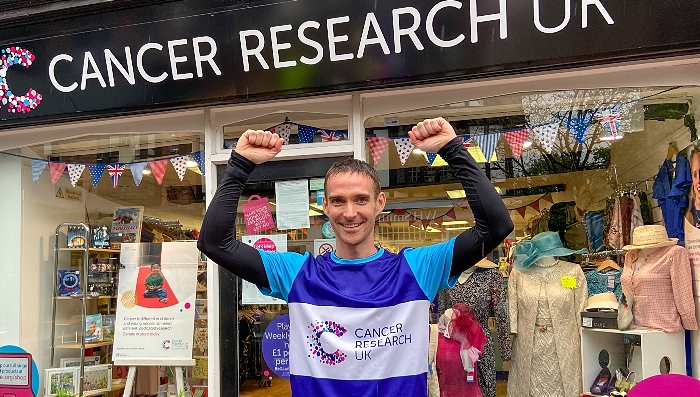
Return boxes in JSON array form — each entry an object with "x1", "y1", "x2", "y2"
[{"x1": 116, "y1": 359, "x2": 196, "y2": 396}]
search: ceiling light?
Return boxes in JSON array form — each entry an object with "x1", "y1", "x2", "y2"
[
  {"x1": 445, "y1": 226, "x2": 471, "y2": 231},
  {"x1": 445, "y1": 190, "x2": 466, "y2": 199},
  {"x1": 442, "y1": 221, "x2": 469, "y2": 226},
  {"x1": 186, "y1": 159, "x2": 199, "y2": 167},
  {"x1": 523, "y1": 141, "x2": 533, "y2": 148},
  {"x1": 410, "y1": 224, "x2": 442, "y2": 233},
  {"x1": 599, "y1": 135, "x2": 624, "y2": 141},
  {"x1": 142, "y1": 169, "x2": 152, "y2": 175}
]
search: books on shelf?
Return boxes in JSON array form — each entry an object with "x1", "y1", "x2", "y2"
[
  {"x1": 85, "y1": 314, "x2": 103, "y2": 343},
  {"x1": 110, "y1": 206, "x2": 144, "y2": 249},
  {"x1": 91, "y1": 225, "x2": 110, "y2": 249},
  {"x1": 102, "y1": 315, "x2": 115, "y2": 341},
  {"x1": 57, "y1": 270, "x2": 82, "y2": 296},
  {"x1": 67, "y1": 226, "x2": 88, "y2": 248}
]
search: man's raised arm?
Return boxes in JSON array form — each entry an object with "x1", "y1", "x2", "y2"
[{"x1": 197, "y1": 130, "x2": 283, "y2": 287}]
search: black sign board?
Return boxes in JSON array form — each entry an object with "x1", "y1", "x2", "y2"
[{"x1": 1, "y1": 0, "x2": 699, "y2": 127}]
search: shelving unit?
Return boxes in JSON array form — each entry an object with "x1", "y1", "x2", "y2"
[{"x1": 50, "y1": 222, "x2": 123, "y2": 397}]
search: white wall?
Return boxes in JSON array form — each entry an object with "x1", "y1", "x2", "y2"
[{"x1": 0, "y1": 152, "x2": 22, "y2": 347}]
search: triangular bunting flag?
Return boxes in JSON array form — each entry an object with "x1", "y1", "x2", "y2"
[
  {"x1": 393, "y1": 209, "x2": 406, "y2": 216},
  {"x1": 503, "y1": 128, "x2": 530, "y2": 159},
  {"x1": 320, "y1": 130, "x2": 346, "y2": 142},
  {"x1": 467, "y1": 146, "x2": 487, "y2": 163},
  {"x1": 424, "y1": 153, "x2": 448, "y2": 167},
  {"x1": 530, "y1": 200, "x2": 540, "y2": 212},
  {"x1": 272, "y1": 123, "x2": 292, "y2": 144},
  {"x1": 170, "y1": 156, "x2": 188, "y2": 181},
  {"x1": 393, "y1": 138, "x2": 414, "y2": 165},
  {"x1": 31, "y1": 159, "x2": 47, "y2": 182},
  {"x1": 49, "y1": 163, "x2": 66, "y2": 185},
  {"x1": 564, "y1": 110, "x2": 593, "y2": 144},
  {"x1": 595, "y1": 105, "x2": 624, "y2": 138},
  {"x1": 473, "y1": 133, "x2": 501, "y2": 163},
  {"x1": 531, "y1": 122, "x2": 559, "y2": 154},
  {"x1": 149, "y1": 159, "x2": 168, "y2": 185},
  {"x1": 425, "y1": 152, "x2": 439, "y2": 165},
  {"x1": 435, "y1": 217, "x2": 444, "y2": 227},
  {"x1": 421, "y1": 219, "x2": 430, "y2": 230},
  {"x1": 106, "y1": 164, "x2": 125, "y2": 188},
  {"x1": 190, "y1": 151, "x2": 205, "y2": 175},
  {"x1": 445, "y1": 208, "x2": 457, "y2": 220},
  {"x1": 366, "y1": 137, "x2": 391, "y2": 164},
  {"x1": 87, "y1": 164, "x2": 106, "y2": 187},
  {"x1": 542, "y1": 193, "x2": 554, "y2": 203},
  {"x1": 516, "y1": 207, "x2": 527, "y2": 219},
  {"x1": 297, "y1": 125, "x2": 318, "y2": 143},
  {"x1": 66, "y1": 164, "x2": 85, "y2": 187},
  {"x1": 460, "y1": 135, "x2": 472, "y2": 149},
  {"x1": 129, "y1": 162, "x2": 148, "y2": 186}
]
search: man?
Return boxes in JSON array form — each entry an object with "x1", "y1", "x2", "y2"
[{"x1": 198, "y1": 117, "x2": 513, "y2": 396}]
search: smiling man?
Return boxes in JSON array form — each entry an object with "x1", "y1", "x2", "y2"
[{"x1": 198, "y1": 117, "x2": 513, "y2": 396}]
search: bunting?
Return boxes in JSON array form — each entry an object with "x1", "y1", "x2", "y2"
[
  {"x1": 321, "y1": 130, "x2": 346, "y2": 142},
  {"x1": 366, "y1": 137, "x2": 391, "y2": 164},
  {"x1": 531, "y1": 122, "x2": 560, "y2": 154},
  {"x1": 129, "y1": 162, "x2": 148, "y2": 186},
  {"x1": 530, "y1": 200, "x2": 540, "y2": 212},
  {"x1": 190, "y1": 151, "x2": 205, "y2": 175},
  {"x1": 516, "y1": 207, "x2": 527, "y2": 219},
  {"x1": 474, "y1": 133, "x2": 501, "y2": 163},
  {"x1": 49, "y1": 163, "x2": 65, "y2": 185},
  {"x1": 272, "y1": 123, "x2": 292, "y2": 144},
  {"x1": 460, "y1": 135, "x2": 472, "y2": 149},
  {"x1": 87, "y1": 164, "x2": 106, "y2": 187},
  {"x1": 106, "y1": 164, "x2": 125, "y2": 188},
  {"x1": 542, "y1": 193, "x2": 554, "y2": 203},
  {"x1": 297, "y1": 125, "x2": 318, "y2": 143},
  {"x1": 421, "y1": 219, "x2": 430, "y2": 230},
  {"x1": 393, "y1": 137, "x2": 414, "y2": 165},
  {"x1": 170, "y1": 156, "x2": 188, "y2": 181},
  {"x1": 445, "y1": 208, "x2": 457, "y2": 220},
  {"x1": 564, "y1": 110, "x2": 593, "y2": 144},
  {"x1": 503, "y1": 128, "x2": 530, "y2": 159},
  {"x1": 595, "y1": 105, "x2": 624, "y2": 138},
  {"x1": 31, "y1": 159, "x2": 47, "y2": 182},
  {"x1": 425, "y1": 152, "x2": 439, "y2": 165},
  {"x1": 67, "y1": 164, "x2": 85, "y2": 187},
  {"x1": 149, "y1": 159, "x2": 168, "y2": 185}
]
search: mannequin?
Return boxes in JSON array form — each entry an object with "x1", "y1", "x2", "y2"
[
  {"x1": 437, "y1": 258, "x2": 511, "y2": 397},
  {"x1": 620, "y1": 225, "x2": 697, "y2": 332},
  {"x1": 430, "y1": 304, "x2": 487, "y2": 397},
  {"x1": 508, "y1": 232, "x2": 587, "y2": 397}
]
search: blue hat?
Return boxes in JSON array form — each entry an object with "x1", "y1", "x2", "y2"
[{"x1": 513, "y1": 232, "x2": 588, "y2": 269}]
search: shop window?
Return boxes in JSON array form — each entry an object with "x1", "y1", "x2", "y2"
[{"x1": 221, "y1": 111, "x2": 349, "y2": 149}]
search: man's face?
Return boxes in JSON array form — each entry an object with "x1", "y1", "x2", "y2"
[
  {"x1": 89, "y1": 323, "x2": 96, "y2": 334},
  {"x1": 692, "y1": 154, "x2": 700, "y2": 200},
  {"x1": 323, "y1": 172, "x2": 385, "y2": 248}
]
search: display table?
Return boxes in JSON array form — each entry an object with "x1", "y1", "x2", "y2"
[{"x1": 581, "y1": 328, "x2": 686, "y2": 392}]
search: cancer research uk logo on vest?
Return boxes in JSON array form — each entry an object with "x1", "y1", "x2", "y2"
[
  {"x1": 0, "y1": 47, "x2": 42, "y2": 113},
  {"x1": 307, "y1": 320, "x2": 348, "y2": 365}
]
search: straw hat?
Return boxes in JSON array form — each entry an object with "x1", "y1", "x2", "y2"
[
  {"x1": 622, "y1": 225, "x2": 678, "y2": 251},
  {"x1": 585, "y1": 292, "x2": 618, "y2": 312}
]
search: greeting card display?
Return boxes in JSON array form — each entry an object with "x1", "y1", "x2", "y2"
[
  {"x1": 83, "y1": 364, "x2": 112, "y2": 394},
  {"x1": 242, "y1": 195, "x2": 275, "y2": 234},
  {"x1": 67, "y1": 226, "x2": 88, "y2": 248},
  {"x1": 45, "y1": 367, "x2": 80, "y2": 397},
  {"x1": 60, "y1": 356, "x2": 100, "y2": 367}
]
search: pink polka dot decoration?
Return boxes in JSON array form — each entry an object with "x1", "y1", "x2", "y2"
[
  {"x1": 0, "y1": 46, "x2": 42, "y2": 113},
  {"x1": 184, "y1": 302, "x2": 191, "y2": 309},
  {"x1": 263, "y1": 370, "x2": 270, "y2": 377}
]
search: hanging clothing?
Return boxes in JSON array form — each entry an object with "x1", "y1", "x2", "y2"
[
  {"x1": 585, "y1": 269, "x2": 622, "y2": 300},
  {"x1": 582, "y1": 210, "x2": 605, "y2": 252},
  {"x1": 507, "y1": 262, "x2": 587, "y2": 397},
  {"x1": 621, "y1": 196, "x2": 634, "y2": 246},
  {"x1": 630, "y1": 195, "x2": 644, "y2": 235},
  {"x1": 638, "y1": 192, "x2": 653, "y2": 225},
  {"x1": 438, "y1": 268, "x2": 511, "y2": 397},
  {"x1": 621, "y1": 245, "x2": 697, "y2": 332},
  {"x1": 608, "y1": 197, "x2": 624, "y2": 249},
  {"x1": 436, "y1": 332, "x2": 484, "y2": 397},
  {"x1": 653, "y1": 156, "x2": 691, "y2": 245}
]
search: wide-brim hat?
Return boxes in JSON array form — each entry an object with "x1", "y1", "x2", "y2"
[
  {"x1": 514, "y1": 231, "x2": 588, "y2": 269},
  {"x1": 622, "y1": 225, "x2": 678, "y2": 250},
  {"x1": 586, "y1": 292, "x2": 618, "y2": 312}
]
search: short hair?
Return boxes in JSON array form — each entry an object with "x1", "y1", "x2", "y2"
[
  {"x1": 691, "y1": 146, "x2": 700, "y2": 163},
  {"x1": 151, "y1": 263, "x2": 161, "y2": 269},
  {"x1": 325, "y1": 159, "x2": 381, "y2": 197}
]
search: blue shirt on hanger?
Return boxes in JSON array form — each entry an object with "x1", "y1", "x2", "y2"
[{"x1": 653, "y1": 155, "x2": 691, "y2": 245}]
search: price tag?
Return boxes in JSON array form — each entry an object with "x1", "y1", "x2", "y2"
[
  {"x1": 582, "y1": 317, "x2": 593, "y2": 328},
  {"x1": 561, "y1": 276, "x2": 577, "y2": 289},
  {"x1": 607, "y1": 274, "x2": 616, "y2": 292},
  {"x1": 466, "y1": 371, "x2": 475, "y2": 383}
]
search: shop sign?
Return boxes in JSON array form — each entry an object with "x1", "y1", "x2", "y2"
[{"x1": 1, "y1": 0, "x2": 699, "y2": 126}]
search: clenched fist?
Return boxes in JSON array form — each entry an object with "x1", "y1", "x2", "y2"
[
  {"x1": 235, "y1": 130, "x2": 284, "y2": 164},
  {"x1": 408, "y1": 117, "x2": 458, "y2": 154}
]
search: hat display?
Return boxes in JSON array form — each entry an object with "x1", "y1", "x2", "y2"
[
  {"x1": 622, "y1": 225, "x2": 678, "y2": 251},
  {"x1": 513, "y1": 231, "x2": 588, "y2": 269},
  {"x1": 586, "y1": 292, "x2": 618, "y2": 312}
]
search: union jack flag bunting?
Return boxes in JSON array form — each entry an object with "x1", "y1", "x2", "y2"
[
  {"x1": 107, "y1": 164, "x2": 125, "y2": 188},
  {"x1": 320, "y1": 130, "x2": 346, "y2": 142},
  {"x1": 595, "y1": 106, "x2": 623, "y2": 138}
]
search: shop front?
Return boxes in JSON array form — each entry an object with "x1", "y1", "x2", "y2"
[{"x1": 1, "y1": 1, "x2": 700, "y2": 396}]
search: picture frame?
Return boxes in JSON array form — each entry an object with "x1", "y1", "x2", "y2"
[
  {"x1": 82, "y1": 364, "x2": 112, "y2": 394},
  {"x1": 60, "y1": 356, "x2": 101, "y2": 367},
  {"x1": 45, "y1": 367, "x2": 80, "y2": 397}
]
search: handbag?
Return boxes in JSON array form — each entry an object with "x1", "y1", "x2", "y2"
[
  {"x1": 616, "y1": 371, "x2": 637, "y2": 392},
  {"x1": 617, "y1": 293, "x2": 634, "y2": 330},
  {"x1": 590, "y1": 366, "x2": 616, "y2": 395}
]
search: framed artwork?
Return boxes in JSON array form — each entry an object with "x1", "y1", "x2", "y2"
[
  {"x1": 45, "y1": 367, "x2": 80, "y2": 397},
  {"x1": 60, "y1": 356, "x2": 100, "y2": 367},
  {"x1": 83, "y1": 364, "x2": 112, "y2": 394}
]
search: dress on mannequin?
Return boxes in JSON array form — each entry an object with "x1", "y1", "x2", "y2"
[
  {"x1": 508, "y1": 232, "x2": 588, "y2": 397},
  {"x1": 438, "y1": 263, "x2": 511, "y2": 397}
]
